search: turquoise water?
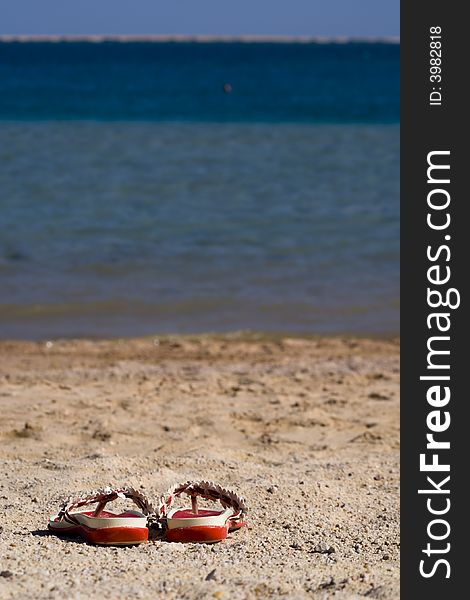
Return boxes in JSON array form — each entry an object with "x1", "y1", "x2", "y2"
[{"x1": 0, "y1": 42, "x2": 399, "y2": 338}]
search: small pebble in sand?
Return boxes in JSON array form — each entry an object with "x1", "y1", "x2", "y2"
[
  {"x1": 368, "y1": 392, "x2": 389, "y2": 401},
  {"x1": 0, "y1": 570, "x2": 13, "y2": 578},
  {"x1": 205, "y1": 569, "x2": 217, "y2": 581},
  {"x1": 319, "y1": 576, "x2": 335, "y2": 589},
  {"x1": 290, "y1": 542, "x2": 302, "y2": 550},
  {"x1": 313, "y1": 542, "x2": 335, "y2": 555}
]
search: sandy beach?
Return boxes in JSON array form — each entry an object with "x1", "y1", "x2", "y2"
[{"x1": 0, "y1": 334, "x2": 399, "y2": 599}]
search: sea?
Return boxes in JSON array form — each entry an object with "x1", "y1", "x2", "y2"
[{"x1": 0, "y1": 41, "x2": 399, "y2": 339}]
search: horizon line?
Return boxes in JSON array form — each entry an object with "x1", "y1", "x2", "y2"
[{"x1": 0, "y1": 33, "x2": 400, "y2": 44}]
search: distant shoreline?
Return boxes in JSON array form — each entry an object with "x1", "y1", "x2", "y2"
[{"x1": 0, "y1": 34, "x2": 399, "y2": 44}]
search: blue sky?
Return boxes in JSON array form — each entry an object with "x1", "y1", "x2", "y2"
[{"x1": 2, "y1": 1, "x2": 399, "y2": 38}]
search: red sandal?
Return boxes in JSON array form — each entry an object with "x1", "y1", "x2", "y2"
[
  {"x1": 48, "y1": 487, "x2": 154, "y2": 546},
  {"x1": 158, "y1": 480, "x2": 247, "y2": 544}
]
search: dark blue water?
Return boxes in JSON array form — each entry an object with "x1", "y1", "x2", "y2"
[
  {"x1": 0, "y1": 42, "x2": 399, "y2": 339},
  {"x1": 0, "y1": 41, "x2": 399, "y2": 122}
]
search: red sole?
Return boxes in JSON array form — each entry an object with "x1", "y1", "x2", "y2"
[
  {"x1": 49, "y1": 524, "x2": 148, "y2": 546},
  {"x1": 165, "y1": 525, "x2": 229, "y2": 543}
]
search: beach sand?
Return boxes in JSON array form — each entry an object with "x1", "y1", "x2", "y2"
[{"x1": 0, "y1": 334, "x2": 399, "y2": 599}]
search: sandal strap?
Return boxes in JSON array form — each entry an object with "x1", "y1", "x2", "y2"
[
  {"x1": 55, "y1": 482, "x2": 246, "y2": 527},
  {"x1": 158, "y1": 480, "x2": 247, "y2": 518},
  {"x1": 57, "y1": 486, "x2": 155, "y2": 522}
]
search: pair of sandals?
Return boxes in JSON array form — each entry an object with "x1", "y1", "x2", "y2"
[{"x1": 48, "y1": 480, "x2": 247, "y2": 546}]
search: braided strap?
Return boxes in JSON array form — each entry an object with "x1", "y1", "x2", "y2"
[
  {"x1": 158, "y1": 480, "x2": 247, "y2": 518},
  {"x1": 57, "y1": 486, "x2": 155, "y2": 524}
]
